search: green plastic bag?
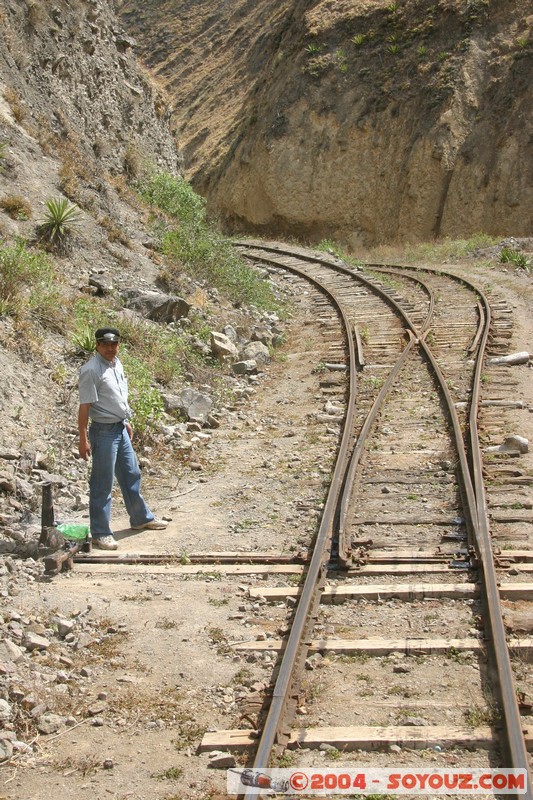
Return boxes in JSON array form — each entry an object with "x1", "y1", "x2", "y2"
[{"x1": 57, "y1": 523, "x2": 89, "y2": 541}]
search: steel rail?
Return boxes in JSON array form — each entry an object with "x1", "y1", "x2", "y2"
[
  {"x1": 337, "y1": 335, "x2": 421, "y2": 564},
  {"x1": 348, "y1": 264, "x2": 532, "y2": 791},
  {"x1": 334, "y1": 273, "x2": 437, "y2": 564},
  {"x1": 468, "y1": 287, "x2": 532, "y2": 794},
  {"x1": 241, "y1": 270, "x2": 358, "y2": 799},
  {"x1": 367, "y1": 261, "x2": 532, "y2": 788},
  {"x1": 369, "y1": 264, "x2": 487, "y2": 363},
  {"x1": 74, "y1": 552, "x2": 308, "y2": 565},
  {"x1": 236, "y1": 242, "x2": 531, "y2": 793}
]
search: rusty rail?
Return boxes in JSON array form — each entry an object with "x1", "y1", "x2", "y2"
[{"x1": 236, "y1": 241, "x2": 532, "y2": 797}]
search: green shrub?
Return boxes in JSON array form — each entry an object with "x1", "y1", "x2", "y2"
[
  {"x1": 36, "y1": 197, "x2": 81, "y2": 251},
  {"x1": 112, "y1": 315, "x2": 189, "y2": 385},
  {"x1": 335, "y1": 48, "x2": 349, "y2": 72},
  {"x1": 405, "y1": 233, "x2": 498, "y2": 262},
  {"x1": 500, "y1": 247, "x2": 530, "y2": 270},
  {"x1": 69, "y1": 297, "x2": 107, "y2": 351},
  {"x1": 119, "y1": 350, "x2": 163, "y2": 433},
  {"x1": 0, "y1": 239, "x2": 61, "y2": 323},
  {"x1": 71, "y1": 327, "x2": 96, "y2": 354},
  {"x1": 139, "y1": 172, "x2": 205, "y2": 226},
  {"x1": 317, "y1": 238, "x2": 344, "y2": 258},
  {"x1": 139, "y1": 170, "x2": 280, "y2": 311}
]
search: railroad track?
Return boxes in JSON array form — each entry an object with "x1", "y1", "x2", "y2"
[
  {"x1": 58, "y1": 239, "x2": 533, "y2": 797},
  {"x1": 192, "y1": 240, "x2": 533, "y2": 797}
]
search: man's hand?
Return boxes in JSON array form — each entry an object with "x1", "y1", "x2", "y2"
[
  {"x1": 125, "y1": 421, "x2": 133, "y2": 440},
  {"x1": 79, "y1": 438, "x2": 91, "y2": 460}
]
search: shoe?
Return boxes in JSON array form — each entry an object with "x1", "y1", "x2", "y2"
[
  {"x1": 92, "y1": 535, "x2": 118, "y2": 550},
  {"x1": 131, "y1": 518, "x2": 167, "y2": 531}
]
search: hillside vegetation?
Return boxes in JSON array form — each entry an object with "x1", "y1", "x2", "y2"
[{"x1": 0, "y1": 0, "x2": 282, "y2": 524}]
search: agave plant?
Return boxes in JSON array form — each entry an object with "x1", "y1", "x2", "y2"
[
  {"x1": 37, "y1": 197, "x2": 81, "y2": 251},
  {"x1": 71, "y1": 327, "x2": 96, "y2": 355}
]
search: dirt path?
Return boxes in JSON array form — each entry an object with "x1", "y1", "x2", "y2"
[{"x1": 2, "y1": 258, "x2": 532, "y2": 800}]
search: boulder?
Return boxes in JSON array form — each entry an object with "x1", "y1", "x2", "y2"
[
  {"x1": 210, "y1": 331, "x2": 238, "y2": 360},
  {"x1": 164, "y1": 388, "x2": 212, "y2": 422},
  {"x1": 231, "y1": 360, "x2": 258, "y2": 375},
  {"x1": 121, "y1": 289, "x2": 190, "y2": 323},
  {"x1": 239, "y1": 341, "x2": 270, "y2": 365},
  {"x1": 251, "y1": 325, "x2": 274, "y2": 346}
]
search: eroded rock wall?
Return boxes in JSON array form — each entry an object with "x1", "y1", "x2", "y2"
[
  {"x1": 119, "y1": 0, "x2": 533, "y2": 247},
  {"x1": 0, "y1": 0, "x2": 179, "y2": 178}
]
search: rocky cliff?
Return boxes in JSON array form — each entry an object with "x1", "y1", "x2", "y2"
[
  {"x1": 0, "y1": 0, "x2": 179, "y2": 180},
  {"x1": 118, "y1": 0, "x2": 533, "y2": 248}
]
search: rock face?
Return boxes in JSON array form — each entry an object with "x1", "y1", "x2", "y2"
[
  {"x1": 0, "y1": 0, "x2": 179, "y2": 179},
  {"x1": 117, "y1": 0, "x2": 533, "y2": 247}
]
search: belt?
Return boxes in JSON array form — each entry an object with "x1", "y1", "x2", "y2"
[{"x1": 90, "y1": 420, "x2": 126, "y2": 427}]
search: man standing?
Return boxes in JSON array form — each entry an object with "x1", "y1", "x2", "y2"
[{"x1": 78, "y1": 327, "x2": 167, "y2": 550}]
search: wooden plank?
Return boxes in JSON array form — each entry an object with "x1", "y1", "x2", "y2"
[
  {"x1": 288, "y1": 725, "x2": 496, "y2": 751},
  {"x1": 198, "y1": 729, "x2": 259, "y2": 752},
  {"x1": 347, "y1": 564, "x2": 465, "y2": 574},
  {"x1": 232, "y1": 637, "x2": 533, "y2": 656},
  {"x1": 499, "y1": 551, "x2": 533, "y2": 561},
  {"x1": 363, "y1": 549, "x2": 460, "y2": 560},
  {"x1": 500, "y1": 583, "x2": 533, "y2": 599},
  {"x1": 199, "y1": 725, "x2": 496, "y2": 753},
  {"x1": 75, "y1": 562, "x2": 464, "y2": 576},
  {"x1": 498, "y1": 564, "x2": 533, "y2": 574},
  {"x1": 232, "y1": 637, "x2": 487, "y2": 655},
  {"x1": 74, "y1": 563, "x2": 305, "y2": 575},
  {"x1": 492, "y1": 513, "x2": 533, "y2": 523},
  {"x1": 248, "y1": 583, "x2": 478, "y2": 602},
  {"x1": 352, "y1": 515, "x2": 464, "y2": 526},
  {"x1": 248, "y1": 582, "x2": 533, "y2": 602}
]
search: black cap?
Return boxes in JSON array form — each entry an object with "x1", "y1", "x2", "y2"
[{"x1": 95, "y1": 327, "x2": 121, "y2": 343}]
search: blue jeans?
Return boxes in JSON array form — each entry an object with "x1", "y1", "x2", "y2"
[{"x1": 88, "y1": 422, "x2": 154, "y2": 538}]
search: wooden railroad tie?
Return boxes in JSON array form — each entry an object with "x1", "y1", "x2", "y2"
[
  {"x1": 199, "y1": 724, "x2": 533, "y2": 753},
  {"x1": 230, "y1": 637, "x2": 533, "y2": 657},
  {"x1": 247, "y1": 581, "x2": 533, "y2": 603}
]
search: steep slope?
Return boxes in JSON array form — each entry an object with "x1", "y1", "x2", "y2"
[
  {"x1": 116, "y1": 0, "x2": 293, "y2": 183},
  {"x1": 0, "y1": 0, "x2": 181, "y2": 527},
  {"x1": 118, "y1": 0, "x2": 533, "y2": 247},
  {"x1": 0, "y1": 0, "x2": 178, "y2": 180}
]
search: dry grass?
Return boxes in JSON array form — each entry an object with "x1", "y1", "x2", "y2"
[
  {"x1": 87, "y1": 630, "x2": 130, "y2": 662},
  {"x1": 59, "y1": 147, "x2": 92, "y2": 203},
  {"x1": 35, "y1": 131, "x2": 97, "y2": 206},
  {"x1": 51, "y1": 753, "x2": 101, "y2": 776},
  {"x1": 3, "y1": 88, "x2": 26, "y2": 123},
  {"x1": 98, "y1": 214, "x2": 132, "y2": 247},
  {"x1": 109, "y1": 685, "x2": 185, "y2": 724},
  {"x1": 27, "y1": 0, "x2": 47, "y2": 29},
  {"x1": 0, "y1": 195, "x2": 32, "y2": 219}
]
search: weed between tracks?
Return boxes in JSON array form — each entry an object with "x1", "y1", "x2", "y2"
[{"x1": 464, "y1": 704, "x2": 499, "y2": 727}]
